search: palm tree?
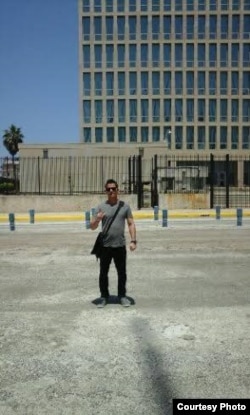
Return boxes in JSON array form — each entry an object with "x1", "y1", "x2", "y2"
[
  {"x1": 2, "y1": 124, "x2": 24, "y2": 188},
  {"x1": 3, "y1": 124, "x2": 24, "y2": 158}
]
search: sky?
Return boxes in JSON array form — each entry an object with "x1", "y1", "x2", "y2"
[{"x1": 0, "y1": 0, "x2": 79, "y2": 157}]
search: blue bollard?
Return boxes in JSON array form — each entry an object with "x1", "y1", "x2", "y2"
[
  {"x1": 236, "y1": 208, "x2": 243, "y2": 226},
  {"x1": 162, "y1": 209, "x2": 168, "y2": 227},
  {"x1": 154, "y1": 206, "x2": 159, "y2": 221},
  {"x1": 215, "y1": 205, "x2": 221, "y2": 220},
  {"x1": 9, "y1": 213, "x2": 15, "y2": 231},
  {"x1": 29, "y1": 209, "x2": 35, "y2": 224},
  {"x1": 85, "y1": 211, "x2": 91, "y2": 229},
  {"x1": 91, "y1": 208, "x2": 96, "y2": 219}
]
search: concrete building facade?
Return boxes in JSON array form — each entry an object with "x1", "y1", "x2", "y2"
[{"x1": 77, "y1": 0, "x2": 250, "y2": 155}]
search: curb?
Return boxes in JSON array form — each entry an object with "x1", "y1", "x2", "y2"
[{"x1": 1, "y1": 209, "x2": 250, "y2": 223}]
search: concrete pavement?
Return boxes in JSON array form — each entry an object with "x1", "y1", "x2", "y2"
[{"x1": 0, "y1": 220, "x2": 250, "y2": 414}]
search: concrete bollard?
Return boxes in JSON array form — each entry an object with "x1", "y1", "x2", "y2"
[
  {"x1": 85, "y1": 211, "x2": 91, "y2": 229},
  {"x1": 9, "y1": 213, "x2": 15, "y2": 231},
  {"x1": 29, "y1": 209, "x2": 35, "y2": 224},
  {"x1": 162, "y1": 209, "x2": 168, "y2": 227},
  {"x1": 236, "y1": 208, "x2": 243, "y2": 226},
  {"x1": 154, "y1": 206, "x2": 159, "y2": 221},
  {"x1": 215, "y1": 205, "x2": 221, "y2": 220}
]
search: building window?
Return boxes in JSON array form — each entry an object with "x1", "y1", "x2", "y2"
[
  {"x1": 83, "y1": 101, "x2": 91, "y2": 123},
  {"x1": 198, "y1": 127, "x2": 206, "y2": 149},
  {"x1": 152, "y1": 127, "x2": 160, "y2": 142},
  {"x1": 152, "y1": 16, "x2": 160, "y2": 40},
  {"x1": 129, "y1": 45, "x2": 137, "y2": 68},
  {"x1": 94, "y1": 17, "x2": 102, "y2": 40},
  {"x1": 231, "y1": 127, "x2": 239, "y2": 149},
  {"x1": 83, "y1": 128, "x2": 91, "y2": 143},
  {"x1": 129, "y1": 100, "x2": 137, "y2": 122},
  {"x1": 220, "y1": 72, "x2": 228, "y2": 94},
  {"x1": 43, "y1": 149, "x2": 48, "y2": 159},
  {"x1": 106, "y1": 72, "x2": 114, "y2": 96},
  {"x1": 82, "y1": 17, "x2": 90, "y2": 40},
  {"x1": 94, "y1": 45, "x2": 102, "y2": 68},
  {"x1": 209, "y1": 127, "x2": 216, "y2": 149},
  {"x1": 129, "y1": 16, "x2": 137, "y2": 40},
  {"x1": 175, "y1": 127, "x2": 183, "y2": 149},
  {"x1": 94, "y1": 0, "x2": 101, "y2": 12},
  {"x1": 186, "y1": 127, "x2": 194, "y2": 149},
  {"x1": 152, "y1": 99, "x2": 160, "y2": 122},
  {"x1": 117, "y1": 0, "x2": 125, "y2": 12},
  {"x1": 83, "y1": 73, "x2": 91, "y2": 96},
  {"x1": 220, "y1": 127, "x2": 227, "y2": 149},
  {"x1": 129, "y1": 72, "x2": 137, "y2": 95},
  {"x1": 175, "y1": 99, "x2": 183, "y2": 121},
  {"x1": 164, "y1": 71, "x2": 171, "y2": 94},
  {"x1": 164, "y1": 99, "x2": 171, "y2": 121},
  {"x1": 175, "y1": 72, "x2": 183, "y2": 94},
  {"x1": 107, "y1": 127, "x2": 114, "y2": 142},
  {"x1": 242, "y1": 127, "x2": 250, "y2": 149},
  {"x1": 118, "y1": 127, "x2": 126, "y2": 142},
  {"x1": 95, "y1": 100, "x2": 102, "y2": 123},
  {"x1": 106, "y1": 16, "x2": 113, "y2": 40},
  {"x1": 83, "y1": 46, "x2": 90, "y2": 68},
  {"x1": 106, "y1": 100, "x2": 114, "y2": 123},
  {"x1": 141, "y1": 127, "x2": 148, "y2": 142},
  {"x1": 209, "y1": 99, "x2": 217, "y2": 122},
  {"x1": 186, "y1": 99, "x2": 194, "y2": 122},
  {"x1": 243, "y1": 99, "x2": 250, "y2": 121},
  {"x1": 129, "y1": 127, "x2": 137, "y2": 142},
  {"x1": 118, "y1": 72, "x2": 125, "y2": 95},
  {"x1": 152, "y1": 72, "x2": 160, "y2": 95},
  {"x1": 94, "y1": 72, "x2": 102, "y2": 96},
  {"x1": 118, "y1": 44, "x2": 125, "y2": 67},
  {"x1": 95, "y1": 127, "x2": 102, "y2": 143},
  {"x1": 118, "y1": 99, "x2": 126, "y2": 122},
  {"x1": 163, "y1": 16, "x2": 171, "y2": 39},
  {"x1": 186, "y1": 44, "x2": 194, "y2": 67},
  {"x1": 141, "y1": 72, "x2": 148, "y2": 94},
  {"x1": 141, "y1": 99, "x2": 148, "y2": 122},
  {"x1": 117, "y1": 17, "x2": 125, "y2": 40},
  {"x1": 106, "y1": 45, "x2": 114, "y2": 68},
  {"x1": 163, "y1": 44, "x2": 171, "y2": 67},
  {"x1": 140, "y1": 16, "x2": 148, "y2": 40},
  {"x1": 232, "y1": 99, "x2": 239, "y2": 121},
  {"x1": 220, "y1": 99, "x2": 228, "y2": 121}
]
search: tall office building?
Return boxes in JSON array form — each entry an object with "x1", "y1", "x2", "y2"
[{"x1": 79, "y1": 0, "x2": 250, "y2": 154}]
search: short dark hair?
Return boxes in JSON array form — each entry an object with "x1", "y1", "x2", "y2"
[{"x1": 105, "y1": 179, "x2": 118, "y2": 189}]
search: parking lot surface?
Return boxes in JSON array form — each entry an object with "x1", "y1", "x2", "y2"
[{"x1": 0, "y1": 219, "x2": 250, "y2": 414}]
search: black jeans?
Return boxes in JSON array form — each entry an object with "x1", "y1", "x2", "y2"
[{"x1": 99, "y1": 246, "x2": 127, "y2": 298}]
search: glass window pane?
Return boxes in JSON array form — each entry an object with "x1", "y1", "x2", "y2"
[
  {"x1": 95, "y1": 72, "x2": 102, "y2": 96},
  {"x1": 107, "y1": 127, "x2": 114, "y2": 142},
  {"x1": 95, "y1": 127, "x2": 102, "y2": 143}
]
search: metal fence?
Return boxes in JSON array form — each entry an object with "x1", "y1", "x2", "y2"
[{"x1": 1, "y1": 155, "x2": 250, "y2": 208}]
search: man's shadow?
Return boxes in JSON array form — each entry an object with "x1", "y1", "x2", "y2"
[{"x1": 92, "y1": 295, "x2": 135, "y2": 306}]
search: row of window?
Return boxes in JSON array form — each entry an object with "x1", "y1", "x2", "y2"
[
  {"x1": 83, "y1": 71, "x2": 250, "y2": 96},
  {"x1": 82, "y1": 0, "x2": 250, "y2": 13},
  {"x1": 82, "y1": 99, "x2": 250, "y2": 123},
  {"x1": 82, "y1": 126, "x2": 250, "y2": 150},
  {"x1": 82, "y1": 43, "x2": 250, "y2": 68},
  {"x1": 82, "y1": 15, "x2": 250, "y2": 41}
]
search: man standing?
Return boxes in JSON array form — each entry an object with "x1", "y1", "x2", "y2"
[{"x1": 90, "y1": 179, "x2": 137, "y2": 308}]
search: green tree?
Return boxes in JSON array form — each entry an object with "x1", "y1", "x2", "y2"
[
  {"x1": 3, "y1": 124, "x2": 24, "y2": 158},
  {"x1": 2, "y1": 124, "x2": 24, "y2": 189}
]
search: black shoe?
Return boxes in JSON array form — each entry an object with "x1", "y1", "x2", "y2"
[
  {"x1": 120, "y1": 297, "x2": 131, "y2": 307},
  {"x1": 97, "y1": 297, "x2": 107, "y2": 308}
]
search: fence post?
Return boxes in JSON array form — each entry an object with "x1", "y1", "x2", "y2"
[
  {"x1": 29, "y1": 209, "x2": 35, "y2": 224},
  {"x1": 162, "y1": 209, "x2": 168, "y2": 227},
  {"x1": 215, "y1": 205, "x2": 221, "y2": 220},
  {"x1": 236, "y1": 208, "x2": 243, "y2": 226},
  {"x1": 9, "y1": 213, "x2": 15, "y2": 231},
  {"x1": 85, "y1": 211, "x2": 91, "y2": 229}
]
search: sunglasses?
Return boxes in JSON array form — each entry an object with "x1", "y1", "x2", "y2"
[{"x1": 106, "y1": 187, "x2": 117, "y2": 192}]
